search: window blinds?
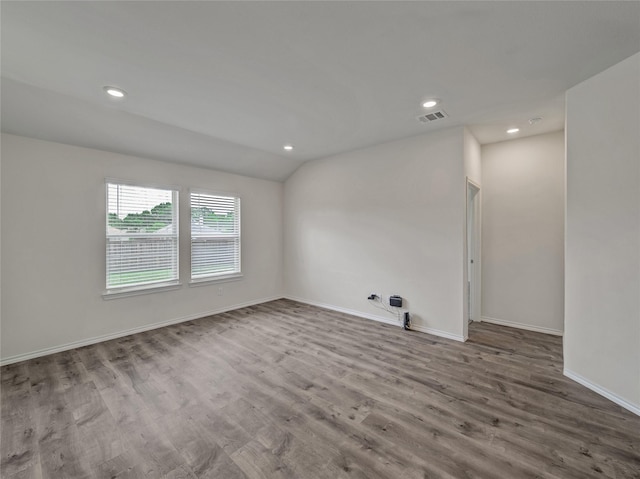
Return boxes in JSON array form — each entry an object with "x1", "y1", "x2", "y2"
[
  {"x1": 106, "y1": 183, "x2": 179, "y2": 289},
  {"x1": 191, "y1": 192, "x2": 241, "y2": 280}
]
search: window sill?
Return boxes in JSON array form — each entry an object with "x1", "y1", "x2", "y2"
[
  {"x1": 103, "y1": 281, "x2": 183, "y2": 300},
  {"x1": 188, "y1": 273, "x2": 243, "y2": 288}
]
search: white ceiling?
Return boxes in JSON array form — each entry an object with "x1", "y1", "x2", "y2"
[{"x1": 2, "y1": 1, "x2": 639, "y2": 181}]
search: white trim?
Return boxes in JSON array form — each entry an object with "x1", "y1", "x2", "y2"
[
  {"x1": 564, "y1": 368, "x2": 640, "y2": 417},
  {"x1": 410, "y1": 323, "x2": 466, "y2": 342},
  {"x1": 189, "y1": 273, "x2": 243, "y2": 287},
  {"x1": 103, "y1": 281, "x2": 183, "y2": 300},
  {"x1": 0, "y1": 296, "x2": 281, "y2": 366},
  {"x1": 480, "y1": 316, "x2": 564, "y2": 336},
  {"x1": 286, "y1": 295, "x2": 398, "y2": 325},
  {"x1": 285, "y1": 296, "x2": 465, "y2": 342},
  {"x1": 189, "y1": 187, "x2": 241, "y2": 202},
  {"x1": 465, "y1": 177, "x2": 482, "y2": 338},
  {"x1": 105, "y1": 177, "x2": 182, "y2": 192}
]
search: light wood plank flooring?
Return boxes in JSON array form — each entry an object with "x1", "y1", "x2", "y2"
[{"x1": 2, "y1": 299, "x2": 639, "y2": 478}]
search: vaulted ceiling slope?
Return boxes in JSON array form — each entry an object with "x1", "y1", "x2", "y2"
[{"x1": 2, "y1": 1, "x2": 639, "y2": 181}]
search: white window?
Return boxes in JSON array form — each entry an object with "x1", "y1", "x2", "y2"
[
  {"x1": 106, "y1": 182, "x2": 179, "y2": 291},
  {"x1": 190, "y1": 192, "x2": 241, "y2": 281}
]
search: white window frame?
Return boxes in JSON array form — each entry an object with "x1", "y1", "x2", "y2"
[
  {"x1": 190, "y1": 190, "x2": 242, "y2": 285},
  {"x1": 103, "y1": 180, "x2": 181, "y2": 299}
]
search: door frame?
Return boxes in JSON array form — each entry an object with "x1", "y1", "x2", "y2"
[{"x1": 464, "y1": 178, "x2": 481, "y2": 340}]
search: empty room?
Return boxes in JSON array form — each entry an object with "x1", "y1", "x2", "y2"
[{"x1": 1, "y1": 1, "x2": 639, "y2": 478}]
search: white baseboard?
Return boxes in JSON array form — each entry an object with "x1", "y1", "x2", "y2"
[
  {"x1": 284, "y1": 296, "x2": 465, "y2": 342},
  {"x1": 480, "y1": 316, "x2": 563, "y2": 336},
  {"x1": 410, "y1": 323, "x2": 465, "y2": 342},
  {"x1": 284, "y1": 295, "x2": 398, "y2": 325},
  {"x1": 0, "y1": 296, "x2": 282, "y2": 366},
  {"x1": 564, "y1": 368, "x2": 640, "y2": 417}
]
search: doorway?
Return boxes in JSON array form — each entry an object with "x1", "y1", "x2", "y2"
[{"x1": 466, "y1": 179, "x2": 481, "y2": 337}]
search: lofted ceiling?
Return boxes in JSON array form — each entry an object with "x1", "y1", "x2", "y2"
[{"x1": 2, "y1": 1, "x2": 639, "y2": 181}]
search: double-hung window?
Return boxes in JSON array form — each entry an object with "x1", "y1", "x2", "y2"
[
  {"x1": 106, "y1": 182, "x2": 179, "y2": 292},
  {"x1": 190, "y1": 192, "x2": 241, "y2": 281}
]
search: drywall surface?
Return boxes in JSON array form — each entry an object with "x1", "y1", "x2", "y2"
[
  {"x1": 0, "y1": 133, "x2": 2, "y2": 355},
  {"x1": 284, "y1": 127, "x2": 466, "y2": 339},
  {"x1": 481, "y1": 131, "x2": 565, "y2": 334},
  {"x1": 0, "y1": 134, "x2": 284, "y2": 362},
  {"x1": 565, "y1": 52, "x2": 640, "y2": 412},
  {"x1": 464, "y1": 128, "x2": 482, "y2": 186}
]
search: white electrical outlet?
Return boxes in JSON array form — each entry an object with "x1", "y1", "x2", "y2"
[{"x1": 217, "y1": 287, "x2": 223, "y2": 296}]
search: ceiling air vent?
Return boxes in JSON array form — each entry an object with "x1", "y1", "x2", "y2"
[{"x1": 417, "y1": 110, "x2": 448, "y2": 123}]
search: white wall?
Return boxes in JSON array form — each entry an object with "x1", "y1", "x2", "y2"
[
  {"x1": 0, "y1": 131, "x2": 2, "y2": 357},
  {"x1": 481, "y1": 131, "x2": 565, "y2": 335},
  {"x1": 284, "y1": 127, "x2": 468, "y2": 340},
  {"x1": 565, "y1": 53, "x2": 640, "y2": 414},
  {"x1": 0, "y1": 134, "x2": 284, "y2": 362},
  {"x1": 463, "y1": 128, "x2": 482, "y2": 185}
]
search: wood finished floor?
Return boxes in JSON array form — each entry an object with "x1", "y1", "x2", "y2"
[{"x1": 1, "y1": 299, "x2": 639, "y2": 479}]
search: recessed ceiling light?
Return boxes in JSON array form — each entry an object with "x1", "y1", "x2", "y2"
[
  {"x1": 422, "y1": 99, "x2": 439, "y2": 108},
  {"x1": 507, "y1": 128, "x2": 520, "y2": 134},
  {"x1": 283, "y1": 144, "x2": 294, "y2": 151},
  {"x1": 104, "y1": 86, "x2": 126, "y2": 98}
]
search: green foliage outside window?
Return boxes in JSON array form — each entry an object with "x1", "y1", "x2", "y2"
[{"x1": 108, "y1": 202, "x2": 173, "y2": 233}]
